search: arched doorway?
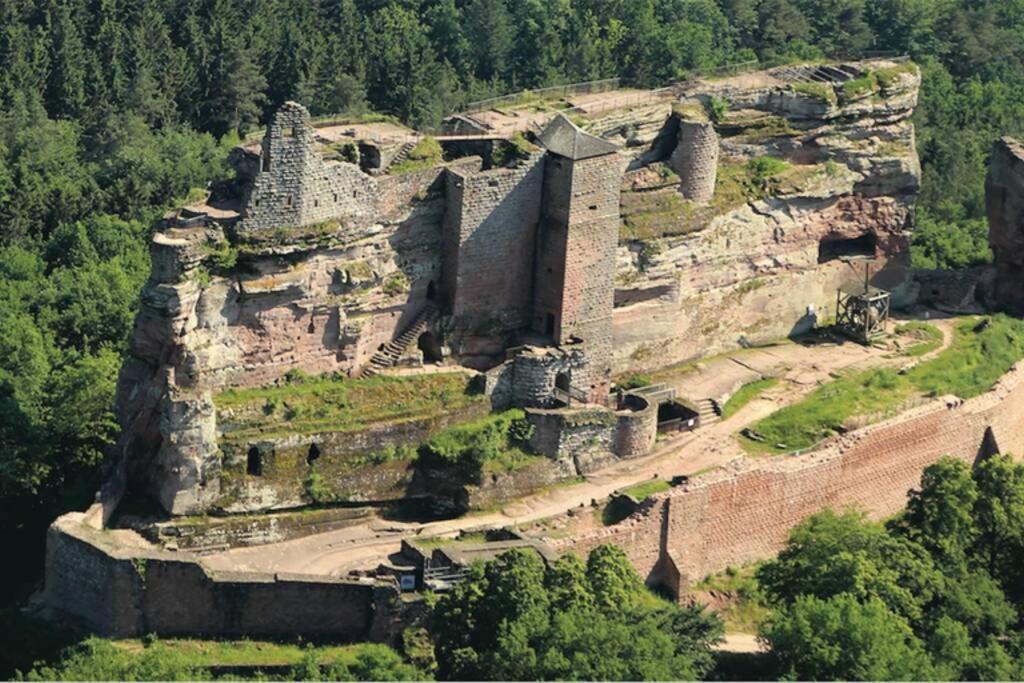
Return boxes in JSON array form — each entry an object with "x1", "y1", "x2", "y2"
[
  {"x1": 418, "y1": 331, "x2": 442, "y2": 363},
  {"x1": 307, "y1": 443, "x2": 321, "y2": 465}
]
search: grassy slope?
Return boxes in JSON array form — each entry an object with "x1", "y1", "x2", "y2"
[
  {"x1": 744, "y1": 315, "x2": 1024, "y2": 453},
  {"x1": 721, "y1": 378, "x2": 780, "y2": 419},
  {"x1": 215, "y1": 372, "x2": 484, "y2": 443}
]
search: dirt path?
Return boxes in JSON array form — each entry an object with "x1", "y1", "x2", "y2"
[
  {"x1": 713, "y1": 633, "x2": 766, "y2": 654},
  {"x1": 202, "y1": 317, "x2": 956, "y2": 577}
]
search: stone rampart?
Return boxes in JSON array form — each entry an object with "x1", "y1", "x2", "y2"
[
  {"x1": 553, "y1": 363, "x2": 1024, "y2": 588},
  {"x1": 44, "y1": 512, "x2": 396, "y2": 640}
]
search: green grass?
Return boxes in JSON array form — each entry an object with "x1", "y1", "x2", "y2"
[
  {"x1": 691, "y1": 564, "x2": 771, "y2": 633},
  {"x1": 622, "y1": 478, "x2": 671, "y2": 501},
  {"x1": 721, "y1": 378, "x2": 780, "y2": 419},
  {"x1": 389, "y1": 136, "x2": 442, "y2": 174},
  {"x1": 111, "y1": 639, "x2": 373, "y2": 667},
  {"x1": 215, "y1": 371, "x2": 485, "y2": 443},
  {"x1": 792, "y1": 82, "x2": 838, "y2": 105},
  {"x1": 742, "y1": 315, "x2": 1024, "y2": 453},
  {"x1": 895, "y1": 322, "x2": 943, "y2": 357}
]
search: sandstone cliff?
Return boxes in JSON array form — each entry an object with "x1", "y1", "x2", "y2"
[
  {"x1": 987, "y1": 137, "x2": 1024, "y2": 315},
  {"x1": 111, "y1": 60, "x2": 922, "y2": 516},
  {"x1": 609, "y1": 61, "x2": 921, "y2": 368}
]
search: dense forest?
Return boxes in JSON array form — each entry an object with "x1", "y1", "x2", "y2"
[{"x1": 1, "y1": 0, "x2": 1024, "y2": 675}]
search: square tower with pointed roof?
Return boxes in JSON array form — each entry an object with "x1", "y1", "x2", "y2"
[{"x1": 532, "y1": 114, "x2": 621, "y2": 404}]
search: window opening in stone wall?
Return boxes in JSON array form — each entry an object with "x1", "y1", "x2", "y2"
[
  {"x1": 262, "y1": 153, "x2": 270, "y2": 172},
  {"x1": 314, "y1": 199, "x2": 319, "y2": 207},
  {"x1": 247, "y1": 447, "x2": 263, "y2": 476},
  {"x1": 333, "y1": 193, "x2": 338, "y2": 203},
  {"x1": 488, "y1": 179, "x2": 500, "y2": 188},
  {"x1": 589, "y1": 205, "x2": 598, "y2": 210},
  {"x1": 418, "y1": 331, "x2": 442, "y2": 363},
  {"x1": 307, "y1": 443, "x2": 321, "y2": 465},
  {"x1": 285, "y1": 195, "x2": 293, "y2": 207},
  {"x1": 555, "y1": 372, "x2": 571, "y2": 392},
  {"x1": 818, "y1": 232, "x2": 877, "y2": 263},
  {"x1": 426, "y1": 280, "x2": 437, "y2": 302}
]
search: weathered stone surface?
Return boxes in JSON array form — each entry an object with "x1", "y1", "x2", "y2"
[
  {"x1": 987, "y1": 137, "x2": 1024, "y2": 314},
  {"x1": 113, "y1": 60, "x2": 923, "y2": 515}
]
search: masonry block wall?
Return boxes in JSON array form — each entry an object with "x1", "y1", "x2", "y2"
[
  {"x1": 443, "y1": 154, "x2": 545, "y2": 334},
  {"x1": 239, "y1": 102, "x2": 376, "y2": 233},
  {"x1": 614, "y1": 393, "x2": 658, "y2": 458},
  {"x1": 533, "y1": 151, "x2": 620, "y2": 402},
  {"x1": 554, "y1": 364, "x2": 1024, "y2": 588},
  {"x1": 44, "y1": 513, "x2": 388, "y2": 640},
  {"x1": 672, "y1": 119, "x2": 719, "y2": 203}
]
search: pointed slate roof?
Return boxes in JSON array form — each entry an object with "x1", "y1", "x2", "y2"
[{"x1": 537, "y1": 113, "x2": 618, "y2": 160}]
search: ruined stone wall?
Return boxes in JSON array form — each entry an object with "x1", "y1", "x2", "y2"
[
  {"x1": 238, "y1": 103, "x2": 376, "y2": 233},
  {"x1": 671, "y1": 119, "x2": 718, "y2": 203},
  {"x1": 216, "y1": 398, "x2": 490, "y2": 512},
  {"x1": 553, "y1": 364, "x2": 1024, "y2": 586},
  {"x1": 444, "y1": 154, "x2": 545, "y2": 334},
  {"x1": 44, "y1": 514, "x2": 390, "y2": 640},
  {"x1": 525, "y1": 406, "x2": 617, "y2": 472},
  {"x1": 987, "y1": 137, "x2": 1024, "y2": 315}
]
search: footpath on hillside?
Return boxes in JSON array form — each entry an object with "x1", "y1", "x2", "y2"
[{"x1": 201, "y1": 315, "x2": 957, "y2": 578}]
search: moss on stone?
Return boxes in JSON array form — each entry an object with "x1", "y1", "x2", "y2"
[
  {"x1": 216, "y1": 372, "x2": 486, "y2": 444},
  {"x1": 792, "y1": 82, "x2": 838, "y2": 105}
]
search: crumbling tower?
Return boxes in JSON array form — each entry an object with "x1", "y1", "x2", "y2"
[
  {"x1": 671, "y1": 112, "x2": 719, "y2": 203},
  {"x1": 532, "y1": 114, "x2": 620, "y2": 404}
]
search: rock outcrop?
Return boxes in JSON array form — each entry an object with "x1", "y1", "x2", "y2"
[
  {"x1": 612, "y1": 60, "x2": 921, "y2": 367},
  {"x1": 987, "y1": 137, "x2": 1024, "y2": 315},
  {"x1": 111, "y1": 59, "x2": 923, "y2": 516}
]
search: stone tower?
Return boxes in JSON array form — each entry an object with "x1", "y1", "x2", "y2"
[
  {"x1": 532, "y1": 114, "x2": 621, "y2": 404},
  {"x1": 239, "y1": 102, "x2": 374, "y2": 234},
  {"x1": 671, "y1": 115, "x2": 719, "y2": 203}
]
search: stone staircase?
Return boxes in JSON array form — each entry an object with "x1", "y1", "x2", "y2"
[
  {"x1": 696, "y1": 398, "x2": 722, "y2": 426},
  {"x1": 357, "y1": 304, "x2": 436, "y2": 378},
  {"x1": 379, "y1": 139, "x2": 417, "y2": 174}
]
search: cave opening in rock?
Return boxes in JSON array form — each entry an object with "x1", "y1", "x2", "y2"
[
  {"x1": 818, "y1": 232, "x2": 878, "y2": 263},
  {"x1": 247, "y1": 447, "x2": 263, "y2": 476},
  {"x1": 418, "y1": 331, "x2": 442, "y2": 363},
  {"x1": 307, "y1": 443, "x2": 321, "y2": 465}
]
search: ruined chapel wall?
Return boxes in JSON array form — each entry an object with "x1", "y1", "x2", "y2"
[{"x1": 553, "y1": 364, "x2": 1024, "y2": 585}]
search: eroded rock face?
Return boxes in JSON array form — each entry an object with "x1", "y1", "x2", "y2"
[
  {"x1": 987, "y1": 137, "x2": 1024, "y2": 315},
  {"x1": 611, "y1": 62, "x2": 921, "y2": 368},
  {"x1": 114, "y1": 61, "x2": 923, "y2": 516}
]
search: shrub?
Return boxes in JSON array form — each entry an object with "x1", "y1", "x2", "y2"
[{"x1": 421, "y1": 409, "x2": 527, "y2": 471}]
